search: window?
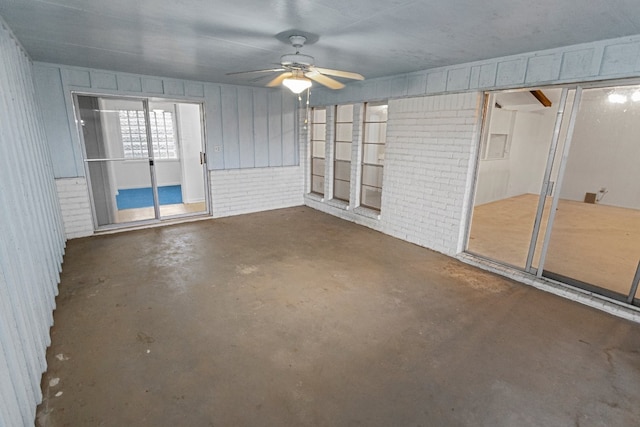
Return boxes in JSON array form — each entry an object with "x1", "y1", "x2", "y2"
[
  {"x1": 480, "y1": 109, "x2": 514, "y2": 160},
  {"x1": 333, "y1": 104, "x2": 353, "y2": 202},
  {"x1": 119, "y1": 109, "x2": 177, "y2": 159},
  {"x1": 360, "y1": 102, "x2": 387, "y2": 210},
  {"x1": 310, "y1": 107, "x2": 326, "y2": 195},
  {"x1": 485, "y1": 133, "x2": 509, "y2": 159}
]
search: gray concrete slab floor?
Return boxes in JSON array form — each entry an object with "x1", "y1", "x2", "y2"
[{"x1": 36, "y1": 207, "x2": 640, "y2": 426}]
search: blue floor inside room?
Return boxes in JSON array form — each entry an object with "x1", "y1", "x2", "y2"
[{"x1": 116, "y1": 185, "x2": 182, "y2": 210}]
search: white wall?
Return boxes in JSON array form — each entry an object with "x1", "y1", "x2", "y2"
[
  {"x1": 56, "y1": 178, "x2": 94, "y2": 239},
  {"x1": 474, "y1": 109, "x2": 515, "y2": 204},
  {"x1": 560, "y1": 89, "x2": 640, "y2": 209},
  {"x1": 508, "y1": 109, "x2": 557, "y2": 196},
  {"x1": 474, "y1": 107, "x2": 557, "y2": 205},
  {"x1": 383, "y1": 94, "x2": 482, "y2": 255},
  {"x1": 177, "y1": 103, "x2": 206, "y2": 203},
  {"x1": 0, "y1": 19, "x2": 66, "y2": 427},
  {"x1": 210, "y1": 166, "x2": 304, "y2": 218},
  {"x1": 114, "y1": 161, "x2": 181, "y2": 189}
]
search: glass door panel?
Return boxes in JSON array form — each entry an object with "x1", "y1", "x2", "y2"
[
  {"x1": 77, "y1": 95, "x2": 156, "y2": 226},
  {"x1": 148, "y1": 101, "x2": 208, "y2": 219},
  {"x1": 542, "y1": 85, "x2": 640, "y2": 297},
  {"x1": 528, "y1": 89, "x2": 576, "y2": 271},
  {"x1": 467, "y1": 88, "x2": 565, "y2": 269}
]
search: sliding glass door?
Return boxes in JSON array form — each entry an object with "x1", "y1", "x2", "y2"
[
  {"x1": 467, "y1": 88, "x2": 567, "y2": 269},
  {"x1": 78, "y1": 96, "x2": 156, "y2": 225},
  {"x1": 147, "y1": 100, "x2": 208, "y2": 219},
  {"x1": 540, "y1": 84, "x2": 640, "y2": 300},
  {"x1": 467, "y1": 82, "x2": 640, "y2": 306},
  {"x1": 75, "y1": 94, "x2": 208, "y2": 229}
]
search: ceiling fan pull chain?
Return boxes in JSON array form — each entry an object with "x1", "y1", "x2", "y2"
[{"x1": 305, "y1": 87, "x2": 311, "y2": 129}]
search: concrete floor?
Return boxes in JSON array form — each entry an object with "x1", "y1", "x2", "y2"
[{"x1": 37, "y1": 207, "x2": 640, "y2": 426}]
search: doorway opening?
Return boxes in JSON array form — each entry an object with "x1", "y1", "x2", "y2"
[
  {"x1": 467, "y1": 83, "x2": 640, "y2": 306},
  {"x1": 75, "y1": 94, "x2": 209, "y2": 229}
]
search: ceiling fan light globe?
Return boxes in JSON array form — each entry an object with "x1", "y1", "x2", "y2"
[{"x1": 283, "y1": 77, "x2": 312, "y2": 94}]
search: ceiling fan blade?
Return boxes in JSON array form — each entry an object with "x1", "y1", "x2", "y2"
[
  {"x1": 267, "y1": 72, "x2": 293, "y2": 87},
  {"x1": 249, "y1": 73, "x2": 278, "y2": 83},
  {"x1": 305, "y1": 71, "x2": 345, "y2": 90},
  {"x1": 226, "y1": 68, "x2": 285, "y2": 76},
  {"x1": 312, "y1": 67, "x2": 364, "y2": 81}
]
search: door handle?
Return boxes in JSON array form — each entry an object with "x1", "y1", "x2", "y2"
[
  {"x1": 546, "y1": 181, "x2": 555, "y2": 196},
  {"x1": 200, "y1": 152, "x2": 207, "y2": 165},
  {"x1": 627, "y1": 260, "x2": 640, "y2": 303}
]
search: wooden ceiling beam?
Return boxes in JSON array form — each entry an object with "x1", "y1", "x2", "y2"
[{"x1": 530, "y1": 90, "x2": 552, "y2": 107}]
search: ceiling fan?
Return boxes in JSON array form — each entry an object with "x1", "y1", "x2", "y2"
[{"x1": 227, "y1": 35, "x2": 364, "y2": 93}]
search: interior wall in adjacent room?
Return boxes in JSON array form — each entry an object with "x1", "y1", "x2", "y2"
[
  {"x1": 559, "y1": 90, "x2": 640, "y2": 209},
  {"x1": 474, "y1": 107, "x2": 557, "y2": 205}
]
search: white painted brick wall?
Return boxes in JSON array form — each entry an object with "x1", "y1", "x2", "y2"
[
  {"x1": 304, "y1": 92, "x2": 482, "y2": 256},
  {"x1": 56, "y1": 167, "x2": 304, "y2": 237},
  {"x1": 382, "y1": 93, "x2": 482, "y2": 255},
  {"x1": 210, "y1": 166, "x2": 304, "y2": 218},
  {"x1": 55, "y1": 177, "x2": 94, "y2": 239}
]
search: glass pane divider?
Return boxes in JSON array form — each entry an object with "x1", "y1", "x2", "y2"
[
  {"x1": 142, "y1": 99, "x2": 161, "y2": 221},
  {"x1": 627, "y1": 261, "x2": 640, "y2": 303},
  {"x1": 536, "y1": 87, "x2": 583, "y2": 278},
  {"x1": 525, "y1": 88, "x2": 569, "y2": 272}
]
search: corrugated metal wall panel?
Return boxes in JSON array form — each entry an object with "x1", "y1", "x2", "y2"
[{"x1": 0, "y1": 19, "x2": 66, "y2": 427}]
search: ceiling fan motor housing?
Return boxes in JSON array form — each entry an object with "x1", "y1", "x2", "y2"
[
  {"x1": 225, "y1": 31, "x2": 361, "y2": 91},
  {"x1": 289, "y1": 35, "x2": 307, "y2": 48},
  {"x1": 281, "y1": 53, "x2": 314, "y2": 67}
]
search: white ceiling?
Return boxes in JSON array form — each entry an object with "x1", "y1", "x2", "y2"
[{"x1": 1, "y1": 0, "x2": 640, "y2": 87}]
